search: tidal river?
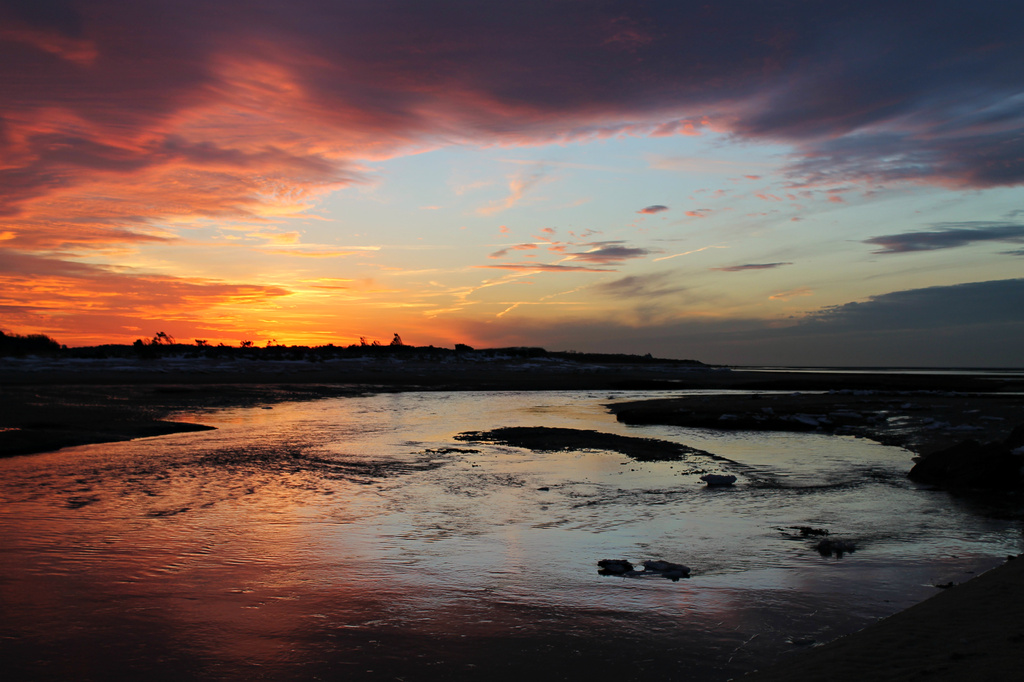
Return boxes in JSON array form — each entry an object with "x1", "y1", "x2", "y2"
[{"x1": 1, "y1": 390, "x2": 1019, "y2": 681}]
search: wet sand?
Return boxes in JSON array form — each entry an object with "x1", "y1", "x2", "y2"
[
  {"x1": 742, "y1": 554, "x2": 1024, "y2": 682},
  {"x1": 2, "y1": 357, "x2": 1023, "y2": 680}
]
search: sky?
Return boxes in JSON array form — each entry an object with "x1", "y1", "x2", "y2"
[{"x1": 1, "y1": 0, "x2": 1022, "y2": 366}]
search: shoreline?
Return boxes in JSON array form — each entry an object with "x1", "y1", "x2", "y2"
[{"x1": 3, "y1": 358, "x2": 1022, "y2": 459}]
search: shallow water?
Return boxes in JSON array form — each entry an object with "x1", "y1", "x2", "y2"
[{"x1": 1, "y1": 390, "x2": 1020, "y2": 681}]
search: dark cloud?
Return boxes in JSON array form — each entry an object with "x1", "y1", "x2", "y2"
[
  {"x1": 474, "y1": 263, "x2": 612, "y2": 273},
  {"x1": 864, "y1": 222, "x2": 1024, "y2": 254},
  {"x1": 711, "y1": 262, "x2": 792, "y2": 272},
  {"x1": 1, "y1": 0, "x2": 1021, "y2": 227},
  {"x1": 592, "y1": 272, "x2": 686, "y2": 299},
  {"x1": 566, "y1": 242, "x2": 655, "y2": 264},
  {"x1": 452, "y1": 279, "x2": 1024, "y2": 367},
  {"x1": 637, "y1": 205, "x2": 668, "y2": 214},
  {"x1": 803, "y1": 279, "x2": 1024, "y2": 330}
]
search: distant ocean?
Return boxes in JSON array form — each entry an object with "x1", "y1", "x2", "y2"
[{"x1": 736, "y1": 366, "x2": 1024, "y2": 378}]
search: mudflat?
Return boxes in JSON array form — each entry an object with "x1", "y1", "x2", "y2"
[
  {"x1": 2, "y1": 356, "x2": 1023, "y2": 681},
  {"x1": 3, "y1": 356, "x2": 1021, "y2": 458}
]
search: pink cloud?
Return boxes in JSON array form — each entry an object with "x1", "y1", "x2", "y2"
[{"x1": 489, "y1": 243, "x2": 540, "y2": 258}]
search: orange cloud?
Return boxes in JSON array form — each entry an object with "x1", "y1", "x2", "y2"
[
  {"x1": 0, "y1": 252, "x2": 291, "y2": 345},
  {"x1": 489, "y1": 243, "x2": 540, "y2": 258},
  {"x1": 769, "y1": 287, "x2": 813, "y2": 300}
]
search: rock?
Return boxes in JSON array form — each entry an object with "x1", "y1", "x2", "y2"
[
  {"x1": 597, "y1": 559, "x2": 634, "y2": 575},
  {"x1": 700, "y1": 473, "x2": 737, "y2": 487},
  {"x1": 908, "y1": 424, "x2": 1024, "y2": 491},
  {"x1": 598, "y1": 558, "x2": 691, "y2": 580},
  {"x1": 816, "y1": 538, "x2": 857, "y2": 558},
  {"x1": 642, "y1": 559, "x2": 691, "y2": 581},
  {"x1": 791, "y1": 526, "x2": 829, "y2": 537}
]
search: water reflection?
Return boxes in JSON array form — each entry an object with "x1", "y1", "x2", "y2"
[{"x1": 1, "y1": 390, "x2": 1020, "y2": 680}]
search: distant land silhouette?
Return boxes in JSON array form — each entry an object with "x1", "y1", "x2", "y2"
[{"x1": 0, "y1": 330, "x2": 705, "y2": 367}]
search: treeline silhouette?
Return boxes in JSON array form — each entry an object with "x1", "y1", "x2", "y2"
[
  {"x1": 0, "y1": 331, "x2": 63, "y2": 355},
  {"x1": 0, "y1": 330, "x2": 703, "y2": 366}
]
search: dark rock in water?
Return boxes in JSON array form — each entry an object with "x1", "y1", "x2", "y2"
[
  {"x1": 700, "y1": 473, "x2": 737, "y2": 487},
  {"x1": 791, "y1": 526, "x2": 829, "y2": 537},
  {"x1": 597, "y1": 559, "x2": 634, "y2": 575},
  {"x1": 598, "y1": 558, "x2": 691, "y2": 580},
  {"x1": 642, "y1": 559, "x2": 691, "y2": 580},
  {"x1": 1004, "y1": 424, "x2": 1024, "y2": 450},
  {"x1": 816, "y1": 538, "x2": 856, "y2": 558},
  {"x1": 787, "y1": 637, "x2": 817, "y2": 647},
  {"x1": 908, "y1": 424, "x2": 1024, "y2": 491}
]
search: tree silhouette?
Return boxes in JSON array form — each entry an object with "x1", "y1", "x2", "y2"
[
  {"x1": 239, "y1": 340, "x2": 253, "y2": 348},
  {"x1": 152, "y1": 331, "x2": 175, "y2": 345}
]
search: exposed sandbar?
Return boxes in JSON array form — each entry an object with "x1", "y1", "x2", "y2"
[{"x1": 455, "y1": 425, "x2": 718, "y2": 461}]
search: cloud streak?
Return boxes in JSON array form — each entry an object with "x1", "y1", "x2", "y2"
[
  {"x1": 864, "y1": 223, "x2": 1024, "y2": 254},
  {"x1": 711, "y1": 262, "x2": 792, "y2": 272}
]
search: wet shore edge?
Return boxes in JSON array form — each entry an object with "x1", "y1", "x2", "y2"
[{"x1": 740, "y1": 553, "x2": 1024, "y2": 681}]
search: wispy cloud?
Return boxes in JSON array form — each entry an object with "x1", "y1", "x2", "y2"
[
  {"x1": 475, "y1": 263, "x2": 614, "y2": 273},
  {"x1": 652, "y1": 245, "x2": 727, "y2": 262},
  {"x1": 477, "y1": 168, "x2": 549, "y2": 216},
  {"x1": 637, "y1": 205, "x2": 669, "y2": 214},
  {"x1": 593, "y1": 272, "x2": 686, "y2": 299},
  {"x1": 769, "y1": 286, "x2": 813, "y2": 301},
  {"x1": 489, "y1": 243, "x2": 539, "y2": 258}
]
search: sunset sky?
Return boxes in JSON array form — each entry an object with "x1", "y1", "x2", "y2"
[{"x1": 2, "y1": 0, "x2": 1022, "y2": 365}]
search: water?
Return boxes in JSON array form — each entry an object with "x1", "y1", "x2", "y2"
[{"x1": 1, "y1": 390, "x2": 1020, "y2": 681}]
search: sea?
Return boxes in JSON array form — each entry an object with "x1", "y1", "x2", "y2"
[{"x1": 1, "y1": 389, "x2": 1020, "y2": 681}]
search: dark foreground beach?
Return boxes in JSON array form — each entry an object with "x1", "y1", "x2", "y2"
[{"x1": 2, "y1": 354, "x2": 1023, "y2": 680}]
